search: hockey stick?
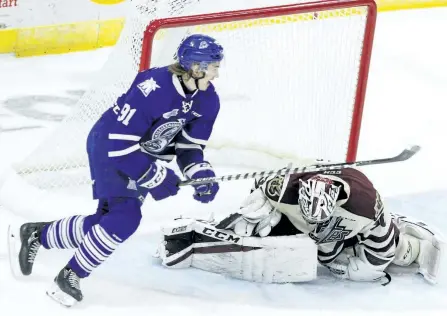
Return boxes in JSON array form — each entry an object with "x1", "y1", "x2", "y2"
[{"x1": 179, "y1": 145, "x2": 421, "y2": 187}]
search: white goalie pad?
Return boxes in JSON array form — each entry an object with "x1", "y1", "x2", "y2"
[
  {"x1": 193, "y1": 234, "x2": 318, "y2": 283},
  {"x1": 418, "y1": 235, "x2": 444, "y2": 284},
  {"x1": 391, "y1": 214, "x2": 446, "y2": 284},
  {"x1": 156, "y1": 218, "x2": 318, "y2": 283}
]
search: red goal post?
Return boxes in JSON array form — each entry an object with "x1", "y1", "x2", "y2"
[
  {"x1": 0, "y1": 0, "x2": 378, "y2": 219},
  {"x1": 139, "y1": 0, "x2": 377, "y2": 163}
]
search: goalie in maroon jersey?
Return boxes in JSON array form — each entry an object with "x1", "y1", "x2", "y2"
[{"x1": 156, "y1": 167, "x2": 445, "y2": 284}]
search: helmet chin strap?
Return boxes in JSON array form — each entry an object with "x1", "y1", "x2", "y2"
[
  {"x1": 187, "y1": 69, "x2": 205, "y2": 90},
  {"x1": 194, "y1": 78, "x2": 200, "y2": 89},
  {"x1": 190, "y1": 70, "x2": 206, "y2": 80},
  {"x1": 188, "y1": 69, "x2": 207, "y2": 90}
]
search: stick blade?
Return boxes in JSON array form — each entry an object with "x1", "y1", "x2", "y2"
[{"x1": 396, "y1": 145, "x2": 421, "y2": 161}]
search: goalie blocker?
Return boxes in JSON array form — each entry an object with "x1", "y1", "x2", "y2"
[{"x1": 155, "y1": 218, "x2": 318, "y2": 283}]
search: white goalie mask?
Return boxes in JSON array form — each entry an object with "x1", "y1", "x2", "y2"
[{"x1": 298, "y1": 175, "x2": 341, "y2": 223}]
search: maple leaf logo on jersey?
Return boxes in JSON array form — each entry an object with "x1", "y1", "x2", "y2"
[{"x1": 137, "y1": 78, "x2": 160, "y2": 97}]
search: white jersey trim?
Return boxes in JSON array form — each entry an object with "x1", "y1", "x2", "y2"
[
  {"x1": 175, "y1": 143, "x2": 202, "y2": 150},
  {"x1": 172, "y1": 74, "x2": 186, "y2": 98},
  {"x1": 181, "y1": 129, "x2": 207, "y2": 146},
  {"x1": 108, "y1": 133, "x2": 141, "y2": 141},
  {"x1": 172, "y1": 74, "x2": 199, "y2": 98}
]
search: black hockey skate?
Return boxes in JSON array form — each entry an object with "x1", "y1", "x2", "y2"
[
  {"x1": 18, "y1": 222, "x2": 48, "y2": 276},
  {"x1": 47, "y1": 266, "x2": 83, "y2": 307}
]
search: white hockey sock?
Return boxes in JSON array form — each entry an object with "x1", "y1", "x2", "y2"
[{"x1": 41, "y1": 216, "x2": 86, "y2": 249}]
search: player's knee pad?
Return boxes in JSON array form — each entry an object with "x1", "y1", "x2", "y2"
[
  {"x1": 155, "y1": 218, "x2": 318, "y2": 283},
  {"x1": 99, "y1": 197, "x2": 142, "y2": 241}
]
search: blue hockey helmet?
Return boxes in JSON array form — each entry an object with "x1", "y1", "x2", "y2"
[{"x1": 177, "y1": 34, "x2": 224, "y2": 71}]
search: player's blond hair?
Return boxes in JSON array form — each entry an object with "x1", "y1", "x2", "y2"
[{"x1": 168, "y1": 63, "x2": 191, "y2": 79}]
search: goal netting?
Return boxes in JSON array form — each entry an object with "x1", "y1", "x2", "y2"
[{"x1": 0, "y1": 0, "x2": 376, "y2": 213}]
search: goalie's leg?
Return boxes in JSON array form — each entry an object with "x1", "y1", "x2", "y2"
[
  {"x1": 157, "y1": 218, "x2": 318, "y2": 283},
  {"x1": 390, "y1": 214, "x2": 445, "y2": 284}
]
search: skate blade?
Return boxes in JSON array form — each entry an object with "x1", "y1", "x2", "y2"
[
  {"x1": 46, "y1": 282, "x2": 77, "y2": 308},
  {"x1": 7, "y1": 224, "x2": 24, "y2": 279}
]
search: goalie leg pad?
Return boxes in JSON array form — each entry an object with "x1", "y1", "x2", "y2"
[
  {"x1": 156, "y1": 218, "x2": 196, "y2": 269},
  {"x1": 393, "y1": 233, "x2": 420, "y2": 266},
  {"x1": 392, "y1": 214, "x2": 445, "y2": 284},
  {"x1": 193, "y1": 234, "x2": 317, "y2": 283},
  {"x1": 157, "y1": 219, "x2": 318, "y2": 283}
]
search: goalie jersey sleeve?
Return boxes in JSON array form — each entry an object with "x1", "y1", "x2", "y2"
[
  {"x1": 253, "y1": 168, "x2": 399, "y2": 266},
  {"x1": 90, "y1": 66, "x2": 220, "y2": 181}
]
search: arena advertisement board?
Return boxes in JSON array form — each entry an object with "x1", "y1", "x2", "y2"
[
  {"x1": 0, "y1": 0, "x2": 126, "y2": 29},
  {"x1": 1, "y1": 0, "x2": 447, "y2": 57},
  {"x1": 0, "y1": 0, "x2": 127, "y2": 55}
]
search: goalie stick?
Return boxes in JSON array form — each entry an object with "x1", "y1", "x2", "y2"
[{"x1": 179, "y1": 145, "x2": 421, "y2": 187}]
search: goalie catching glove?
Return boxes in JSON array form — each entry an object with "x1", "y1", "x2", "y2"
[{"x1": 216, "y1": 188, "x2": 282, "y2": 237}]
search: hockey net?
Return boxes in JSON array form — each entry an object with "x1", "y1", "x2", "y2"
[{"x1": 0, "y1": 0, "x2": 376, "y2": 209}]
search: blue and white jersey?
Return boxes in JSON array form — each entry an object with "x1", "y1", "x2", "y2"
[{"x1": 92, "y1": 66, "x2": 220, "y2": 180}]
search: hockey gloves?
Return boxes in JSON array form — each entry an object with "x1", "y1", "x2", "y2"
[
  {"x1": 138, "y1": 162, "x2": 180, "y2": 201},
  {"x1": 323, "y1": 244, "x2": 392, "y2": 285},
  {"x1": 216, "y1": 188, "x2": 282, "y2": 237},
  {"x1": 183, "y1": 161, "x2": 219, "y2": 203}
]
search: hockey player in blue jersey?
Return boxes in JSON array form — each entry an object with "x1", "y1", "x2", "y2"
[{"x1": 11, "y1": 34, "x2": 224, "y2": 307}]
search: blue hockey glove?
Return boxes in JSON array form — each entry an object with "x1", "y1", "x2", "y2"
[
  {"x1": 184, "y1": 161, "x2": 219, "y2": 203},
  {"x1": 138, "y1": 162, "x2": 180, "y2": 201}
]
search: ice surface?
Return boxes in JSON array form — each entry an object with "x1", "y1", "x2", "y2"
[{"x1": 1, "y1": 8, "x2": 447, "y2": 316}]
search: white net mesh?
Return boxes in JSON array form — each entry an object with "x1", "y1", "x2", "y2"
[{"x1": 5, "y1": 0, "x2": 374, "y2": 191}]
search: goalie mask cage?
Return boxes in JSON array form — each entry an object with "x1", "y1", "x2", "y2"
[{"x1": 0, "y1": 0, "x2": 376, "y2": 212}]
